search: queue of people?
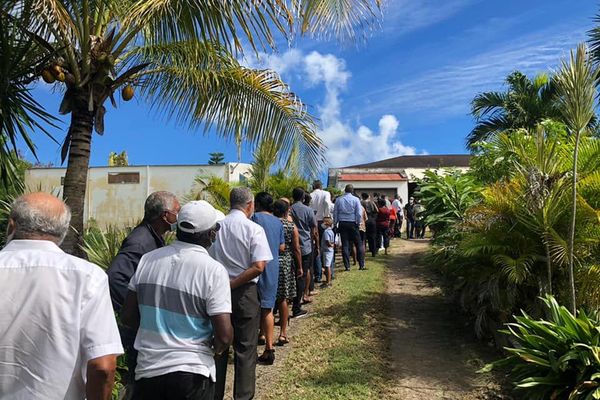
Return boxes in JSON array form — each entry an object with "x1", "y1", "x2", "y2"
[{"x1": 0, "y1": 184, "x2": 424, "y2": 400}]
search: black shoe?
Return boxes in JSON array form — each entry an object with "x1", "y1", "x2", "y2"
[
  {"x1": 292, "y1": 309, "x2": 309, "y2": 319},
  {"x1": 257, "y1": 349, "x2": 275, "y2": 365}
]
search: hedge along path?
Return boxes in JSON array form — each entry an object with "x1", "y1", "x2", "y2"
[{"x1": 384, "y1": 239, "x2": 508, "y2": 400}]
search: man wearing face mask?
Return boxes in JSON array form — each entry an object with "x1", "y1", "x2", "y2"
[
  {"x1": 107, "y1": 191, "x2": 180, "y2": 394},
  {"x1": 121, "y1": 200, "x2": 232, "y2": 400}
]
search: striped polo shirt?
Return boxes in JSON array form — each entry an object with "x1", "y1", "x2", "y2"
[{"x1": 128, "y1": 240, "x2": 231, "y2": 381}]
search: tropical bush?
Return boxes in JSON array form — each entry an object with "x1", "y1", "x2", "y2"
[
  {"x1": 482, "y1": 296, "x2": 600, "y2": 400},
  {"x1": 425, "y1": 124, "x2": 600, "y2": 338},
  {"x1": 81, "y1": 224, "x2": 131, "y2": 271}
]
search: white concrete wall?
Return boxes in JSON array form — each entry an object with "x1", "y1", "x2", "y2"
[
  {"x1": 25, "y1": 163, "x2": 252, "y2": 229},
  {"x1": 404, "y1": 167, "x2": 470, "y2": 180},
  {"x1": 335, "y1": 180, "x2": 408, "y2": 204}
]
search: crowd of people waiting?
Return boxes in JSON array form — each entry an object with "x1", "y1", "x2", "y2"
[{"x1": 0, "y1": 182, "x2": 426, "y2": 400}]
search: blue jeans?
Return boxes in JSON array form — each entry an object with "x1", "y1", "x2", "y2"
[{"x1": 313, "y1": 250, "x2": 322, "y2": 282}]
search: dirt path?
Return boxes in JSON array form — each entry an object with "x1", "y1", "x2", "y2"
[{"x1": 384, "y1": 239, "x2": 508, "y2": 400}]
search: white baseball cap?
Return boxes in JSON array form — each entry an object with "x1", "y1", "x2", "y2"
[{"x1": 177, "y1": 200, "x2": 225, "y2": 233}]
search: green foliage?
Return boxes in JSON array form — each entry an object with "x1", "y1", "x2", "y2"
[
  {"x1": 429, "y1": 127, "x2": 600, "y2": 338},
  {"x1": 81, "y1": 224, "x2": 131, "y2": 270},
  {"x1": 415, "y1": 169, "x2": 481, "y2": 234},
  {"x1": 467, "y1": 71, "x2": 560, "y2": 150},
  {"x1": 264, "y1": 170, "x2": 309, "y2": 200},
  {"x1": 108, "y1": 151, "x2": 129, "y2": 166},
  {"x1": 185, "y1": 175, "x2": 237, "y2": 212},
  {"x1": 208, "y1": 152, "x2": 225, "y2": 165},
  {"x1": 482, "y1": 296, "x2": 600, "y2": 400},
  {"x1": 0, "y1": 5, "x2": 58, "y2": 186}
]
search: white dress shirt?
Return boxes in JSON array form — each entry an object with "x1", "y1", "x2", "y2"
[
  {"x1": 0, "y1": 240, "x2": 123, "y2": 400},
  {"x1": 310, "y1": 188, "x2": 333, "y2": 221},
  {"x1": 210, "y1": 209, "x2": 273, "y2": 283}
]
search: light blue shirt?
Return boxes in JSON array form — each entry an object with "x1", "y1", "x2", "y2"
[{"x1": 333, "y1": 193, "x2": 362, "y2": 225}]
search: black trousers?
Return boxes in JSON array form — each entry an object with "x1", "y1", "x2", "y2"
[
  {"x1": 214, "y1": 283, "x2": 259, "y2": 400},
  {"x1": 134, "y1": 372, "x2": 214, "y2": 400},
  {"x1": 338, "y1": 221, "x2": 364, "y2": 269},
  {"x1": 365, "y1": 218, "x2": 377, "y2": 256},
  {"x1": 292, "y1": 253, "x2": 311, "y2": 314}
]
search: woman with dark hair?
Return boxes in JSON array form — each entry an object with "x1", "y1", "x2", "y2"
[
  {"x1": 375, "y1": 198, "x2": 391, "y2": 255},
  {"x1": 273, "y1": 199, "x2": 302, "y2": 345}
]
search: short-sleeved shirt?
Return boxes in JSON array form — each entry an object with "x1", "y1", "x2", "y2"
[
  {"x1": 290, "y1": 202, "x2": 317, "y2": 256},
  {"x1": 321, "y1": 228, "x2": 335, "y2": 253},
  {"x1": 210, "y1": 209, "x2": 273, "y2": 282},
  {"x1": 252, "y1": 212, "x2": 285, "y2": 308},
  {"x1": 309, "y1": 189, "x2": 332, "y2": 221},
  {"x1": 251, "y1": 212, "x2": 284, "y2": 273},
  {"x1": 405, "y1": 203, "x2": 416, "y2": 220},
  {"x1": 389, "y1": 207, "x2": 397, "y2": 221},
  {"x1": 129, "y1": 241, "x2": 231, "y2": 381},
  {"x1": 376, "y1": 207, "x2": 391, "y2": 229},
  {"x1": 0, "y1": 240, "x2": 123, "y2": 400}
]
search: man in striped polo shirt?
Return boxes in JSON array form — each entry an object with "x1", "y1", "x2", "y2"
[{"x1": 121, "y1": 200, "x2": 233, "y2": 400}]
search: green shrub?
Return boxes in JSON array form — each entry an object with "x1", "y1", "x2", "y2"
[
  {"x1": 81, "y1": 225, "x2": 130, "y2": 271},
  {"x1": 482, "y1": 295, "x2": 600, "y2": 400}
]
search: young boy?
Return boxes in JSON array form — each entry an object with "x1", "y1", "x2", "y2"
[{"x1": 320, "y1": 217, "x2": 335, "y2": 288}]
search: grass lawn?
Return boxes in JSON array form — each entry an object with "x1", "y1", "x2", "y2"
[{"x1": 264, "y1": 253, "x2": 391, "y2": 400}]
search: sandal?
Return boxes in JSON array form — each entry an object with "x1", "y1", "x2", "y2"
[
  {"x1": 301, "y1": 297, "x2": 312, "y2": 305},
  {"x1": 276, "y1": 336, "x2": 289, "y2": 346},
  {"x1": 257, "y1": 349, "x2": 275, "y2": 365}
]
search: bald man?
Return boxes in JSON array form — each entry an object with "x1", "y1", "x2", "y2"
[{"x1": 0, "y1": 193, "x2": 123, "y2": 400}]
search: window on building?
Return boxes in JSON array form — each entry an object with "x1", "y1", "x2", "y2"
[{"x1": 108, "y1": 172, "x2": 140, "y2": 184}]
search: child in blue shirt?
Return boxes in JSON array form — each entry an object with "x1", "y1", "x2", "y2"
[{"x1": 320, "y1": 217, "x2": 335, "y2": 288}]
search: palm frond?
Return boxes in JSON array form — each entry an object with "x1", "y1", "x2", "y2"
[
  {"x1": 127, "y1": 41, "x2": 325, "y2": 175},
  {"x1": 0, "y1": 4, "x2": 59, "y2": 186}
]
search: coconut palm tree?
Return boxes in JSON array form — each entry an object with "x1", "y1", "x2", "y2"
[
  {"x1": 3, "y1": 0, "x2": 381, "y2": 255},
  {"x1": 467, "y1": 71, "x2": 560, "y2": 150},
  {"x1": 554, "y1": 44, "x2": 599, "y2": 313}
]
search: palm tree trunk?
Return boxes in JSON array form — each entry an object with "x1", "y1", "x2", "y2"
[
  {"x1": 61, "y1": 106, "x2": 94, "y2": 257},
  {"x1": 544, "y1": 238, "x2": 552, "y2": 296},
  {"x1": 567, "y1": 131, "x2": 580, "y2": 314}
]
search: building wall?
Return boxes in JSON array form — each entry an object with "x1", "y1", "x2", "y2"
[
  {"x1": 334, "y1": 180, "x2": 408, "y2": 204},
  {"x1": 403, "y1": 167, "x2": 470, "y2": 180},
  {"x1": 25, "y1": 163, "x2": 252, "y2": 229}
]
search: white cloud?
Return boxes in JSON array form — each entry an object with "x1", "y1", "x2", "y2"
[
  {"x1": 360, "y1": 22, "x2": 587, "y2": 118},
  {"x1": 382, "y1": 0, "x2": 477, "y2": 36},
  {"x1": 244, "y1": 49, "x2": 421, "y2": 167}
]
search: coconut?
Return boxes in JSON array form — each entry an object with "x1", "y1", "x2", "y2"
[
  {"x1": 122, "y1": 85, "x2": 134, "y2": 101},
  {"x1": 41, "y1": 69, "x2": 55, "y2": 83}
]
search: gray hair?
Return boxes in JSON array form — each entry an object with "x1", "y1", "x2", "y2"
[
  {"x1": 11, "y1": 197, "x2": 71, "y2": 244},
  {"x1": 144, "y1": 191, "x2": 177, "y2": 222},
  {"x1": 230, "y1": 187, "x2": 253, "y2": 210}
]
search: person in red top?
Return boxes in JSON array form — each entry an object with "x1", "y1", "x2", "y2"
[{"x1": 375, "y1": 198, "x2": 391, "y2": 255}]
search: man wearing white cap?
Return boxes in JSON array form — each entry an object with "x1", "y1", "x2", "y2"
[{"x1": 121, "y1": 200, "x2": 233, "y2": 400}]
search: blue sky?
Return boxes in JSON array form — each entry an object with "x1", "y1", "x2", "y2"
[{"x1": 22, "y1": 0, "x2": 598, "y2": 173}]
